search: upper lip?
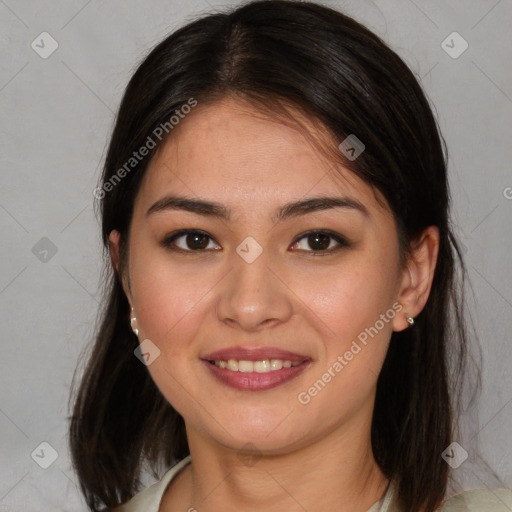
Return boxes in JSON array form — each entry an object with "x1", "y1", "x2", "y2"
[{"x1": 201, "y1": 346, "x2": 310, "y2": 363}]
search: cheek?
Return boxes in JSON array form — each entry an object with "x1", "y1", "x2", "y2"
[
  {"x1": 297, "y1": 257, "x2": 398, "y2": 344},
  {"x1": 128, "y1": 252, "x2": 213, "y2": 416},
  {"x1": 129, "y1": 250, "x2": 213, "y2": 355},
  {"x1": 294, "y1": 269, "x2": 396, "y2": 421}
]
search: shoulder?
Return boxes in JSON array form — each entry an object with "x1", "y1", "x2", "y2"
[
  {"x1": 440, "y1": 487, "x2": 512, "y2": 511},
  {"x1": 114, "y1": 456, "x2": 192, "y2": 512}
]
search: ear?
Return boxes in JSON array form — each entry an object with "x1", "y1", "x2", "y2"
[
  {"x1": 392, "y1": 225, "x2": 440, "y2": 332},
  {"x1": 108, "y1": 229, "x2": 133, "y2": 307}
]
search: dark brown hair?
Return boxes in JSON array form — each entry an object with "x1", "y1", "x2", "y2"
[{"x1": 68, "y1": 1, "x2": 477, "y2": 510}]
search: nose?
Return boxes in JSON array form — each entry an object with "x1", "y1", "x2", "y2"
[{"x1": 215, "y1": 248, "x2": 294, "y2": 332}]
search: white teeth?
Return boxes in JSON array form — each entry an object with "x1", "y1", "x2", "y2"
[
  {"x1": 270, "y1": 359, "x2": 283, "y2": 370},
  {"x1": 238, "y1": 360, "x2": 254, "y2": 373},
  {"x1": 227, "y1": 359, "x2": 239, "y2": 371},
  {"x1": 254, "y1": 360, "x2": 270, "y2": 373},
  {"x1": 212, "y1": 359, "x2": 303, "y2": 373}
]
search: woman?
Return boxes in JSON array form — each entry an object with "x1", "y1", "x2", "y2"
[{"x1": 68, "y1": 1, "x2": 512, "y2": 511}]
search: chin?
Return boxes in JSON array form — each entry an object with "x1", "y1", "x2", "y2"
[{"x1": 203, "y1": 408, "x2": 310, "y2": 454}]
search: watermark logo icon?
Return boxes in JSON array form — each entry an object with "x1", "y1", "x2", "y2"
[
  {"x1": 32, "y1": 237, "x2": 58, "y2": 263},
  {"x1": 236, "y1": 236, "x2": 263, "y2": 263},
  {"x1": 441, "y1": 442, "x2": 468, "y2": 468},
  {"x1": 31, "y1": 441, "x2": 58, "y2": 469},
  {"x1": 338, "y1": 134, "x2": 365, "y2": 161},
  {"x1": 237, "y1": 442, "x2": 262, "y2": 467},
  {"x1": 134, "y1": 339, "x2": 161, "y2": 366},
  {"x1": 441, "y1": 32, "x2": 468, "y2": 59},
  {"x1": 31, "y1": 32, "x2": 59, "y2": 59}
]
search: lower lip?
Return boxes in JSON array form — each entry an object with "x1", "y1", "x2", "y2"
[{"x1": 201, "y1": 360, "x2": 310, "y2": 391}]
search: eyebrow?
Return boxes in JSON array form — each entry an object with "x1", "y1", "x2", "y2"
[{"x1": 146, "y1": 194, "x2": 369, "y2": 222}]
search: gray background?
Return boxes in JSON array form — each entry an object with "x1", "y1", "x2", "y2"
[{"x1": 1, "y1": 0, "x2": 511, "y2": 510}]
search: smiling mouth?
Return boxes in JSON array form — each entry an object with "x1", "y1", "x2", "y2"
[
  {"x1": 207, "y1": 359, "x2": 303, "y2": 373},
  {"x1": 201, "y1": 350, "x2": 311, "y2": 390}
]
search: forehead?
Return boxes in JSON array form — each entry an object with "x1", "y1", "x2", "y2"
[{"x1": 136, "y1": 97, "x2": 389, "y2": 218}]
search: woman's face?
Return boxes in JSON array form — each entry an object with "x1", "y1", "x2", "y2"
[{"x1": 112, "y1": 96, "x2": 411, "y2": 454}]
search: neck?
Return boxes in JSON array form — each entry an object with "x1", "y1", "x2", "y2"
[{"x1": 162, "y1": 415, "x2": 389, "y2": 512}]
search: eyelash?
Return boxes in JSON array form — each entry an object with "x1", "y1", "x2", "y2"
[{"x1": 160, "y1": 229, "x2": 350, "y2": 256}]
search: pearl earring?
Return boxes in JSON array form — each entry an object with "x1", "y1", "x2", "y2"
[{"x1": 130, "y1": 306, "x2": 139, "y2": 336}]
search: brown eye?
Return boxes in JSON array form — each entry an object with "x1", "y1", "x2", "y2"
[
  {"x1": 161, "y1": 230, "x2": 220, "y2": 252},
  {"x1": 307, "y1": 232, "x2": 331, "y2": 251},
  {"x1": 291, "y1": 230, "x2": 349, "y2": 254}
]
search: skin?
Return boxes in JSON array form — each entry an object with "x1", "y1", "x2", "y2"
[{"x1": 109, "y1": 96, "x2": 439, "y2": 512}]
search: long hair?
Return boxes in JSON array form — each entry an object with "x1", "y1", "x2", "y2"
[{"x1": 68, "y1": 1, "x2": 476, "y2": 510}]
